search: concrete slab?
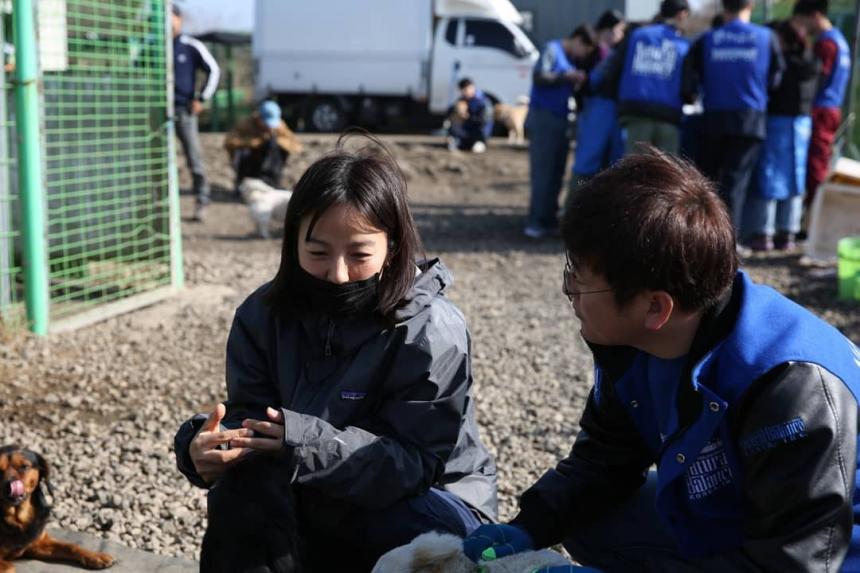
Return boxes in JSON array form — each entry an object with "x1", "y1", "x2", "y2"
[{"x1": 13, "y1": 528, "x2": 197, "y2": 573}]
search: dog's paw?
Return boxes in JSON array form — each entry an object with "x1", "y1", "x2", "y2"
[{"x1": 81, "y1": 552, "x2": 116, "y2": 569}]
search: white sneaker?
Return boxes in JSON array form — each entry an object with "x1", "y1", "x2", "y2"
[
  {"x1": 472, "y1": 141, "x2": 487, "y2": 153},
  {"x1": 192, "y1": 204, "x2": 208, "y2": 222},
  {"x1": 523, "y1": 225, "x2": 546, "y2": 239},
  {"x1": 446, "y1": 137, "x2": 458, "y2": 152}
]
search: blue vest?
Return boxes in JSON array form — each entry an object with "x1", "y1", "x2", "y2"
[
  {"x1": 814, "y1": 28, "x2": 851, "y2": 109},
  {"x1": 605, "y1": 271, "x2": 860, "y2": 558},
  {"x1": 530, "y1": 40, "x2": 575, "y2": 117},
  {"x1": 702, "y1": 21, "x2": 772, "y2": 113},
  {"x1": 618, "y1": 24, "x2": 690, "y2": 112}
]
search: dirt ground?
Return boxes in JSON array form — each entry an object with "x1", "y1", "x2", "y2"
[{"x1": 1, "y1": 133, "x2": 858, "y2": 559}]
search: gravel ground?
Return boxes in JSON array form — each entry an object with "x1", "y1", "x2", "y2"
[{"x1": 1, "y1": 133, "x2": 858, "y2": 560}]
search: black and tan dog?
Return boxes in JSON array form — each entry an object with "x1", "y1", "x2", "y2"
[{"x1": 0, "y1": 445, "x2": 115, "y2": 572}]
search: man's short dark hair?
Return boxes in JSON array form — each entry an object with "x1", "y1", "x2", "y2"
[
  {"x1": 562, "y1": 149, "x2": 738, "y2": 312},
  {"x1": 595, "y1": 10, "x2": 624, "y2": 32},
  {"x1": 569, "y1": 24, "x2": 597, "y2": 46},
  {"x1": 793, "y1": 0, "x2": 828, "y2": 15},
  {"x1": 660, "y1": 0, "x2": 690, "y2": 19},
  {"x1": 722, "y1": 0, "x2": 753, "y2": 12},
  {"x1": 458, "y1": 77, "x2": 474, "y2": 90}
]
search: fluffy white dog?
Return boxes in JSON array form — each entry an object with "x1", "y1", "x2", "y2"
[
  {"x1": 372, "y1": 531, "x2": 571, "y2": 573},
  {"x1": 238, "y1": 177, "x2": 293, "y2": 239}
]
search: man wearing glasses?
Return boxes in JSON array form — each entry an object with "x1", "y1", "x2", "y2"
[{"x1": 464, "y1": 149, "x2": 860, "y2": 571}]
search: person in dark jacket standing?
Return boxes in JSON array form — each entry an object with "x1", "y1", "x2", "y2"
[
  {"x1": 682, "y1": 0, "x2": 784, "y2": 238},
  {"x1": 174, "y1": 139, "x2": 497, "y2": 572},
  {"x1": 524, "y1": 26, "x2": 596, "y2": 239},
  {"x1": 742, "y1": 19, "x2": 819, "y2": 252},
  {"x1": 600, "y1": 0, "x2": 691, "y2": 155},
  {"x1": 793, "y1": 0, "x2": 851, "y2": 212},
  {"x1": 172, "y1": 5, "x2": 220, "y2": 221},
  {"x1": 463, "y1": 149, "x2": 860, "y2": 572}
]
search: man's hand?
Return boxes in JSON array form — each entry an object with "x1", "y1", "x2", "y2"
[
  {"x1": 191, "y1": 99, "x2": 203, "y2": 115},
  {"x1": 462, "y1": 524, "x2": 533, "y2": 562},
  {"x1": 189, "y1": 403, "x2": 254, "y2": 483},
  {"x1": 229, "y1": 407, "x2": 286, "y2": 453}
]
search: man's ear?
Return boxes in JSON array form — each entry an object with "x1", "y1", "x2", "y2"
[{"x1": 643, "y1": 291, "x2": 675, "y2": 332}]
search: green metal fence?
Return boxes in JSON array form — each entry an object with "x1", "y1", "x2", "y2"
[
  {"x1": 1, "y1": 0, "x2": 181, "y2": 335},
  {"x1": 0, "y1": 4, "x2": 26, "y2": 330}
]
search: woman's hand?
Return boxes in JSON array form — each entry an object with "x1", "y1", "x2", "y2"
[
  {"x1": 189, "y1": 403, "x2": 254, "y2": 484},
  {"x1": 229, "y1": 407, "x2": 286, "y2": 453}
]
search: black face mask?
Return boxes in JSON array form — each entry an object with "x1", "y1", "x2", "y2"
[{"x1": 292, "y1": 266, "x2": 380, "y2": 317}]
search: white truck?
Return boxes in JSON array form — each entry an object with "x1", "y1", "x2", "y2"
[{"x1": 254, "y1": 0, "x2": 538, "y2": 132}]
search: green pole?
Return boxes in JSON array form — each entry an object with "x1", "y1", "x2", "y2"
[
  {"x1": 166, "y1": 0, "x2": 184, "y2": 289},
  {"x1": 226, "y1": 43, "x2": 235, "y2": 129},
  {"x1": 12, "y1": 0, "x2": 49, "y2": 335}
]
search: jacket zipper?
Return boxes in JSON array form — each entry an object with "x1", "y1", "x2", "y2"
[{"x1": 324, "y1": 319, "x2": 335, "y2": 357}]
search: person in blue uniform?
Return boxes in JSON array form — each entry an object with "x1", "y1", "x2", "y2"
[
  {"x1": 600, "y1": 0, "x2": 692, "y2": 155},
  {"x1": 448, "y1": 78, "x2": 494, "y2": 153},
  {"x1": 464, "y1": 148, "x2": 860, "y2": 572},
  {"x1": 524, "y1": 25, "x2": 596, "y2": 239},
  {"x1": 793, "y1": 0, "x2": 851, "y2": 213},
  {"x1": 682, "y1": 0, "x2": 785, "y2": 239},
  {"x1": 563, "y1": 12, "x2": 627, "y2": 217}
]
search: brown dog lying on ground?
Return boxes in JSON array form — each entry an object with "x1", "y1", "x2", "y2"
[{"x1": 0, "y1": 445, "x2": 115, "y2": 572}]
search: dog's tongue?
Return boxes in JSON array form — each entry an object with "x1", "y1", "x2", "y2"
[{"x1": 9, "y1": 480, "x2": 24, "y2": 497}]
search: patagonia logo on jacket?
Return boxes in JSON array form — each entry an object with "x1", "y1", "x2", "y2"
[
  {"x1": 686, "y1": 438, "x2": 734, "y2": 500},
  {"x1": 340, "y1": 390, "x2": 367, "y2": 401}
]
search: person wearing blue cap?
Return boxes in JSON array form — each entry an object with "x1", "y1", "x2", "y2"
[{"x1": 224, "y1": 100, "x2": 303, "y2": 194}]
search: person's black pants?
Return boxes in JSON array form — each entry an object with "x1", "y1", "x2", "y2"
[
  {"x1": 695, "y1": 134, "x2": 762, "y2": 237},
  {"x1": 201, "y1": 455, "x2": 481, "y2": 572}
]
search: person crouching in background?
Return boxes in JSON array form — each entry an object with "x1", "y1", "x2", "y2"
[
  {"x1": 742, "y1": 19, "x2": 819, "y2": 252},
  {"x1": 447, "y1": 78, "x2": 494, "y2": 153}
]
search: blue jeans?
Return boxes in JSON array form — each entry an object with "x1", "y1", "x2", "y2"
[
  {"x1": 742, "y1": 194, "x2": 804, "y2": 237},
  {"x1": 527, "y1": 107, "x2": 570, "y2": 231},
  {"x1": 563, "y1": 473, "x2": 759, "y2": 573}
]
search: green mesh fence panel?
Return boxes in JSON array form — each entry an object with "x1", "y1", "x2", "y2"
[
  {"x1": 37, "y1": 0, "x2": 172, "y2": 323},
  {"x1": 0, "y1": 7, "x2": 26, "y2": 331}
]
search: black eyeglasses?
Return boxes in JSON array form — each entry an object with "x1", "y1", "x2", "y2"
[{"x1": 563, "y1": 260, "x2": 613, "y2": 300}]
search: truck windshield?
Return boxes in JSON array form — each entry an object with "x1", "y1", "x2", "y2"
[{"x1": 463, "y1": 19, "x2": 528, "y2": 58}]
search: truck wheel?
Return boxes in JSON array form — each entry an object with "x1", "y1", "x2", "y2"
[{"x1": 305, "y1": 98, "x2": 346, "y2": 133}]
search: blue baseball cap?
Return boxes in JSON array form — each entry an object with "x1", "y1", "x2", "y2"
[{"x1": 258, "y1": 100, "x2": 281, "y2": 129}]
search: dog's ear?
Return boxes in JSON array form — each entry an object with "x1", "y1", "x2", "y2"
[{"x1": 34, "y1": 451, "x2": 54, "y2": 499}]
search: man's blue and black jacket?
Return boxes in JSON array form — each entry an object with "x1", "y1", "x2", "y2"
[{"x1": 513, "y1": 271, "x2": 860, "y2": 571}]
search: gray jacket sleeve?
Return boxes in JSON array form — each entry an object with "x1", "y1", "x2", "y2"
[
  {"x1": 283, "y1": 305, "x2": 471, "y2": 509},
  {"x1": 736, "y1": 362, "x2": 856, "y2": 572}
]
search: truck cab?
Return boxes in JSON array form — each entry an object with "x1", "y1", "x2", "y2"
[{"x1": 430, "y1": 16, "x2": 537, "y2": 113}]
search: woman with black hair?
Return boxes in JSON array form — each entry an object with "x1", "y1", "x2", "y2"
[
  {"x1": 173, "y1": 138, "x2": 497, "y2": 572},
  {"x1": 743, "y1": 18, "x2": 820, "y2": 252}
]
